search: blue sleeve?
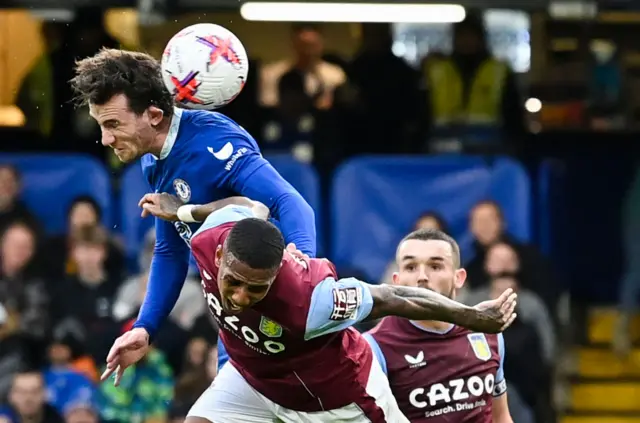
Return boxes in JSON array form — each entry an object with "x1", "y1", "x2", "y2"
[
  {"x1": 208, "y1": 134, "x2": 316, "y2": 257},
  {"x1": 133, "y1": 217, "x2": 190, "y2": 339},
  {"x1": 304, "y1": 277, "x2": 374, "y2": 340},
  {"x1": 193, "y1": 204, "x2": 255, "y2": 238},
  {"x1": 494, "y1": 333, "x2": 507, "y2": 397},
  {"x1": 363, "y1": 333, "x2": 387, "y2": 375}
]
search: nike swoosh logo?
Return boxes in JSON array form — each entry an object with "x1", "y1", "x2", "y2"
[{"x1": 208, "y1": 143, "x2": 233, "y2": 160}]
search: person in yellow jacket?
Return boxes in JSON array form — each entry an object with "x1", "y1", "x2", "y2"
[{"x1": 421, "y1": 14, "x2": 525, "y2": 150}]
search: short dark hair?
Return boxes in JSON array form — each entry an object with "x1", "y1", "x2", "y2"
[
  {"x1": 226, "y1": 218, "x2": 285, "y2": 270},
  {"x1": 70, "y1": 48, "x2": 174, "y2": 116},
  {"x1": 68, "y1": 195, "x2": 103, "y2": 222},
  {"x1": 471, "y1": 200, "x2": 504, "y2": 221},
  {"x1": 400, "y1": 228, "x2": 461, "y2": 268}
]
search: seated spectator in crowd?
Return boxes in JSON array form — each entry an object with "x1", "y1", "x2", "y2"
[
  {"x1": 465, "y1": 200, "x2": 560, "y2": 312},
  {"x1": 99, "y1": 320, "x2": 174, "y2": 423},
  {"x1": 379, "y1": 211, "x2": 449, "y2": 284},
  {"x1": 45, "y1": 327, "x2": 99, "y2": 413},
  {"x1": 172, "y1": 338, "x2": 213, "y2": 416},
  {"x1": 64, "y1": 403, "x2": 99, "y2": 423},
  {"x1": 112, "y1": 229, "x2": 203, "y2": 331},
  {"x1": 259, "y1": 24, "x2": 345, "y2": 113},
  {"x1": 6, "y1": 371, "x2": 64, "y2": 423},
  {"x1": 45, "y1": 196, "x2": 124, "y2": 280},
  {"x1": 0, "y1": 221, "x2": 49, "y2": 343},
  {"x1": 463, "y1": 272, "x2": 557, "y2": 365},
  {"x1": 50, "y1": 225, "x2": 122, "y2": 363},
  {"x1": 0, "y1": 165, "x2": 40, "y2": 235},
  {"x1": 0, "y1": 303, "x2": 34, "y2": 403}
]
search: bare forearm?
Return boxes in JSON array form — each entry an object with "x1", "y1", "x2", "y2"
[
  {"x1": 370, "y1": 285, "x2": 488, "y2": 329},
  {"x1": 191, "y1": 197, "x2": 269, "y2": 221}
]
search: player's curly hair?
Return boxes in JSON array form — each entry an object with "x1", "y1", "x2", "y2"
[
  {"x1": 70, "y1": 48, "x2": 174, "y2": 116},
  {"x1": 226, "y1": 218, "x2": 285, "y2": 270},
  {"x1": 401, "y1": 228, "x2": 461, "y2": 268}
]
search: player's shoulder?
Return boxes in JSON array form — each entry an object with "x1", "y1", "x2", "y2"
[{"x1": 180, "y1": 109, "x2": 259, "y2": 158}]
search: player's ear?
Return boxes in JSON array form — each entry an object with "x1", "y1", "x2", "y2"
[
  {"x1": 454, "y1": 268, "x2": 467, "y2": 290},
  {"x1": 391, "y1": 272, "x2": 401, "y2": 285},
  {"x1": 214, "y1": 245, "x2": 223, "y2": 267},
  {"x1": 147, "y1": 106, "x2": 165, "y2": 127}
]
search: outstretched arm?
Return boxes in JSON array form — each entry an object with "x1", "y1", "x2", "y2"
[
  {"x1": 366, "y1": 284, "x2": 517, "y2": 334},
  {"x1": 139, "y1": 194, "x2": 269, "y2": 223}
]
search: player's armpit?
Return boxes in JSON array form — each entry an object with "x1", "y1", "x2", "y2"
[
  {"x1": 365, "y1": 284, "x2": 515, "y2": 334},
  {"x1": 491, "y1": 393, "x2": 513, "y2": 423}
]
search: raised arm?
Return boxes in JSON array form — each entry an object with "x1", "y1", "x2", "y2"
[{"x1": 366, "y1": 284, "x2": 517, "y2": 334}]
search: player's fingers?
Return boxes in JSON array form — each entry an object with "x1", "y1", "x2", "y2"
[
  {"x1": 138, "y1": 193, "x2": 156, "y2": 207},
  {"x1": 503, "y1": 300, "x2": 516, "y2": 321},
  {"x1": 500, "y1": 293, "x2": 517, "y2": 313},
  {"x1": 500, "y1": 313, "x2": 517, "y2": 331},
  {"x1": 100, "y1": 363, "x2": 117, "y2": 382},
  {"x1": 114, "y1": 365, "x2": 124, "y2": 387},
  {"x1": 497, "y1": 288, "x2": 513, "y2": 305}
]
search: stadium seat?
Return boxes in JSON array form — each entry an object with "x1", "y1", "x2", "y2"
[
  {"x1": 0, "y1": 154, "x2": 112, "y2": 235},
  {"x1": 331, "y1": 156, "x2": 531, "y2": 280},
  {"x1": 538, "y1": 159, "x2": 567, "y2": 257},
  {"x1": 119, "y1": 154, "x2": 322, "y2": 265}
]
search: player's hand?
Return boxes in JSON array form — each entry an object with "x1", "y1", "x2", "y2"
[
  {"x1": 139, "y1": 193, "x2": 183, "y2": 221},
  {"x1": 286, "y1": 243, "x2": 309, "y2": 260},
  {"x1": 471, "y1": 288, "x2": 518, "y2": 333},
  {"x1": 101, "y1": 328, "x2": 150, "y2": 386}
]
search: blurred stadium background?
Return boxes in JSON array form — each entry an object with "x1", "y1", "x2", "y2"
[{"x1": 1, "y1": 0, "x2": 640, "y2": 422}]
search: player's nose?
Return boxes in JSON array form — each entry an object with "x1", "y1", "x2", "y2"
[
  {"x1": 101, "y1": 129, "x2": 116, "y2": 147},
  {"x1": 231, "y1": 288, "x2": 251, "y2": 307}
]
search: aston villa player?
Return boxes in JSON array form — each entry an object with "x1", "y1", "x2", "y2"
[{"x1": 365, "y1": 229, "x2": 513, "y2": 422}]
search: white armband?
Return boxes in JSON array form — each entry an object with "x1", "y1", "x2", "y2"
[{"x1": 177, "y1": 204, "x2": 199, "y2": 223}]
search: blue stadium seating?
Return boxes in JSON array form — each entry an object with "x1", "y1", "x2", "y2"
[
  {"x1": 537, "y1": 159, "x2": 567, "y2": 259},
  {"x1": 119, "y1": 154, "x2": 322, "y2": 264},
  {"x1": 331, "y1": 156, "x2": 531, "y2": 281},
  {"x1": 0, "y1": 154, "x2": 112, "y2": 235}
]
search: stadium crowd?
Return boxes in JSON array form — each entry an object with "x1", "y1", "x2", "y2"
[{"x1": 0, "y1": 7, "x2": 561, "y2": 423}]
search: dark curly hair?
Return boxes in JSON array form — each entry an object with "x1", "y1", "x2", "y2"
[{"x1": 70, "y1": 48, "x2": 174, "y2": 116}]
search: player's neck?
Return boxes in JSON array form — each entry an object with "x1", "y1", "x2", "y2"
[
  {"x1": 148, "y1": 116, "x2": 172, "y2": 157},
  {"x1": 415, "y1": 320, "x2": 454, "y2": 332}
]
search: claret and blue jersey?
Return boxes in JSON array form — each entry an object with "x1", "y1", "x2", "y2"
[{"x1": 132, "y1": 108, "x2": 317, "y2": 366}]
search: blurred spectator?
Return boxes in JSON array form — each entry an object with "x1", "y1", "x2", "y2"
[
  {"x1": 259, "y1": 24, "x2": 346, "y2": 111},
  {"x1": 7, "y1": 371, "x2": 64, "y2": 423},
  {"x1": 379, "y1": 211, "x2": 449, "y2": 284},
  {"x1": 0, "y1": 303, "x2": 34, "y2": 403},
  {"x1": 463, "y1": 273, "x2": 557, "y2": 365},
  {"x1": 0, "y1": 222, "x2": 49, "y2": 341},
  {"x1": 16, "y1": 8, "x2": 119, "y2": 162},
  {"x1": 420, "y1": 14, "x2": 525, "y2": 153},
  {"x1": 45, "y1": 196, "x2": 125, "y2": 281},
  {"x1": 47, "y1": 324, "x2": 99, "y2": 383},
  {"x1": 43, "y1": 357, "x2": 97, "y2": 419},
  {"x1": 465, "y1": 200, "x2": 559, "y2": 312},
  {"x1": 349, "y1": 23, "x2": 421, "y2": 155},
  {"x1": 113, "y1": 229, "x2": 204, "y2": 330},
  {"x1": 614, "y1": 164, "x2": 640, "y2": 356},
  {"x1": 172, "y1": 338, "x2": 213, "y2": 416},
  {"x1": 50, "y1": 225, "x2": 122, "y2": 363},
  {"x1": 64, "y1": 404, "x2": 99, "y2": 423},
  {"x1": 0, "y1": 165, "x2": 40, "y2": 234},
  {"x1": 100, "y1": 321, "x2": 173, "y2": 423}
]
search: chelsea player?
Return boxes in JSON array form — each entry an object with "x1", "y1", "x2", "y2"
[{"x1": 70, "y1": 48, "x2": 316, "y2": 383}]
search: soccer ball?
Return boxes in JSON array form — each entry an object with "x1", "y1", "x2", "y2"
[{"x1": 161, "y1": 23, "x2": 249, "y2": 110}]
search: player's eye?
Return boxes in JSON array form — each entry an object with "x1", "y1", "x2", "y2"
[
  {"x1": 404, "y1": 264, "x2": 416, "y2": 271},
  {"x1": 247, "y1": 285, "x2": 268, "y2": 294},
  {"x1": 430, "y1": 264, "x2": 442, "y2": 270}
]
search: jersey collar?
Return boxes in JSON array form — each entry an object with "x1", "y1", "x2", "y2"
[{"x1": 155, "y1": 107, "x2": 183, "y2": 160}]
